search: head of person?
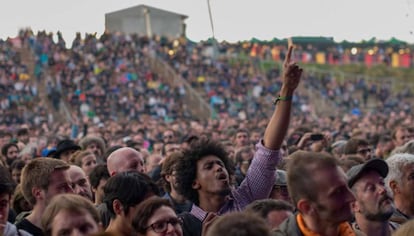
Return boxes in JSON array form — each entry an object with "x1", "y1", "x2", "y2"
[
  {"x1": 132, "y1": 197, "x2": 183, "y2": 236},
  {"x1": 287, "y1": 151, "x2": 355, "y2": 225},
  {"x1": 89, "y1": 164, "x2": 110, "y2": 205},
  {"x1": 234, "y1": 146, "x2": 254, "y2": 166},
  {"x1": 164, "y1": 142, "x2": 181, "y2": 158},
  {"x1": 347, "y1": 159, "x2": 394, "y2": 222},
  {"x1": 10, "y1": 159, "x2": 26, "y2": 184},
  {"x1": 234, "y1": 128, "x2": 250, "y2": 147},
  {"x1": 106, "y1": 147, "x2": 145, "y2": 176},
  {"x1": 161, "y1": 152, "x2": 183, "y2": 194},
  {"x1": 1, "y1": 143, "x2": 19, "y2": 166},
  {"x1": 343, "y1": 138, "x2": 372, "y2": 161},
  {"x1": 54, "y1": 139, "x2": 81, "y2": 162},
  {"x1": 270, "y1": 170, "x2": 291, "y2": 203},
  {"x1": 175, "y1": 138, "x2": 234, "y2": 205},
  {"x1": 206, "y1": 212, "x2": 271, "y2": 236},
  {"x1": 103, "y1": 171, "x2": 158, "y2": 222},
  {"x1": 146, "y1": 154, "x2": 162, "y2": 174},
  {"x1": 250, "y1": 129, "x2": 262, "y2": 145},
  {"x1": 162, "y1": 129, "x2": 176, "y2": 144},
  {"x1": 391, "y1": 139, "x2": 414, "y2": 156},
  {"x1": 393, "y1": 125, "x2": 411, "y2": 147},
  {"x1": 68, "y1": 165, "x2": 93, "y2": 200},
  {"x1": 41, "y1": 194, "x2": 100, "y2": 236},
  {"x1": 152, "y1": 141, "x2": 164, "y2": 155},
  {"x1": 245, "y1": 199, "x2": 294, "y2": 230},
  {"x1": 0, "y1": 130, "x2": 12, "y2": 147},
  {"x1": 0, "y1": 165, "x2": 15, "y2": 228},
  {"x1": 12, "y1": 184, "x2": 32, "y2": 216},
  {"x1": 79, "y1": 136, "x2": 106, "y2": 160},
  {"x1": 69, "y1": 150, "x2": 97, "y2": 176},
  {"x1": 17, "y1": 128, "x2": 30, "y2": 144},
  {"x1": 385, "y1": 153, "x2": 414, "y2": 212},
  {"x1": 21, "y1": 158, "x2": 73, "y2": 207}
]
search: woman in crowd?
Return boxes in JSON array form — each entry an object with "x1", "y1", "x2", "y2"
[{"x1": 132, "y1": 197, "x2": 183, "y2": 236}]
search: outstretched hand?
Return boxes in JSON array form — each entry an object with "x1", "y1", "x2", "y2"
[{"x1": 282, "y1": 45, "x2": 302, "y2": 91}]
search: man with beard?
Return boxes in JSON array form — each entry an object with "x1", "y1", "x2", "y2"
[
  {"x1": 175, "y1": 45, "x2": 302, "y2": 236},
  {"x1": 68, "y1": 165, "x2": 93, "y2": 200},
  {"x1": 347, "y1": 158, "x2": 398, "y2": 235},
  {"x1": 274, "y1": 151, "x2": 356, "y2": 236},
  {"x1": 1, "y1": 143, "x2": 19, "y2": 167}
]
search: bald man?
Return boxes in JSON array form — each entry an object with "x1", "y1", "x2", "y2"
[
  {"x1": 68, "y1": 165, "x2": 93, "y2": 200},
  {"x1": 106, "y1": 147, "x2": 145, "y2": 176}
]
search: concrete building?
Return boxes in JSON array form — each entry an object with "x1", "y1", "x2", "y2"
[{"x1": 105, "y1": 4, "x2": 188, "y2": 38}]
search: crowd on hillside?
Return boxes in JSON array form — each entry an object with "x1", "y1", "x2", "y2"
[{"x1": 2, "y1": 41, "x2": 414, "y2": 236}]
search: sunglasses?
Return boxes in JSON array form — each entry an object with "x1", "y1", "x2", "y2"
[{"x1": 145, "y1": 217, "x2": 183, "y2": 233}]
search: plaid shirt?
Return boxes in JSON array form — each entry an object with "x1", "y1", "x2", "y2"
[{"x1": 190, "y1": 140, "x2": 281, "y2": 221}]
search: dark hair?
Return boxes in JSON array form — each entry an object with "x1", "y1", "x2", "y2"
[
  {"x1": 132, "y1": 197, "x2": 174, "y2": 234},
  {"x1": 0, "y1": 165, "x2": 14, "y2": 195},
  {"x1": 103, "y1": 171, "x2": 159, "y2": 218},
  {"x1": 343, "y1": 138, "x2": 369, "y2": 155},
  {"x1": 244, "y1": 199, "x2": 294, "y2": 219},
  {"x1": 17, "y1": 128, "x2": 29, "y2": 136},
  {"x1": 161, "y1": 152, "x2": 183, "y2": 193},
  {"x1": 10, "y1": 159, "x2": 26, "y2": 171},
  {"x1": 1, "y1": 143, "x2": 19, "y2": 156},
  {"x1": 175, "y1": 138, "x2": 234, "y2": 205},
  {"x1": 89, "y1": 164, "x2": 110, "y2": 189}
]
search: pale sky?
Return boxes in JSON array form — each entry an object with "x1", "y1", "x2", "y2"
[{"x1": 1, "y1": 0, "x2": 414, "y2": 43}]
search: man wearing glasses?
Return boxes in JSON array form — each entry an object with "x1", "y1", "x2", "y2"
[{"x1": 343, "y1": 138, "x2": 373, "y2": 161}]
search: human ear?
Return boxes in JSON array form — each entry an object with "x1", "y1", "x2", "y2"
[
  {"x1": 297, "y1": 199, "x2": 312, "y2": 215},
  {"x1": 389, "y1": 180, "x2": 399, "y2": 194},
  {"x1": 113, "y1": 199, "x2": 124, "y2": 216},
  {"x1": 192, "y1": 180, "x2": 201, "y2": 190}
]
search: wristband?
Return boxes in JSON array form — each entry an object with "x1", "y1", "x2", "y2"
[{"x1": 273, "y1": 95, "x2": 292, "y2": 105}]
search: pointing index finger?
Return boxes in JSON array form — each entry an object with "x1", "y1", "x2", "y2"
[{"x1": 285, "y1": 41, "x2": 293, "y2": 64}]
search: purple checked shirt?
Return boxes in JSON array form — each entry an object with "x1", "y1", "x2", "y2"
[{"x1": 190, "y1": 140, "x2": 281, "y2": 221}]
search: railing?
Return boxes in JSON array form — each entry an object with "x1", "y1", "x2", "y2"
[{"x1": 148, "y1": 56, "x2": 213, "y2": 121}]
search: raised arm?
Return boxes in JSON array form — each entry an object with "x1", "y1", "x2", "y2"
[{"x1": 263, "y1": 45, "x2": 302, "y2": 150}]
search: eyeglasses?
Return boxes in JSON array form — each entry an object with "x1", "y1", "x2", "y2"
[{"x1": 145, "y1": 217, "x2": 183, "y2": 233}]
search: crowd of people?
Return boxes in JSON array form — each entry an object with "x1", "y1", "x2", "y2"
[{"x1": 1, "y1": 29, "x2": 414, "y2": 236}]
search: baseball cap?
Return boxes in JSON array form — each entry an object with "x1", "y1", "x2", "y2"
[
  {"x1": 346, "y1": 158, "x2": 388, "y2": 188},
  {"x1": 275, "y1": 170, "x2": 287, "y2": 186}
]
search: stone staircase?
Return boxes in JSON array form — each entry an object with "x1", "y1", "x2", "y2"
[
  {"x1": 147, "y1": 56, "x2": 213, "y2": 121},
  {"x1": 16, "y1": 45, "x2": 68, "y2": 123}
]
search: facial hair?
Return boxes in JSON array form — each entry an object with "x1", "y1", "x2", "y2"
[{"x1": 362, "y1": 196, "x2": 394, "y2": 221}]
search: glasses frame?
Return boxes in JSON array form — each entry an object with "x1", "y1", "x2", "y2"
[{"x1": 145, "y1": 217, "x2": 183, "y2": 233}]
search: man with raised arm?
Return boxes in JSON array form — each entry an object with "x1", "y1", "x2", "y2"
[{"x1": 175, "y1": 45, "x2": 302, "y2": 236}]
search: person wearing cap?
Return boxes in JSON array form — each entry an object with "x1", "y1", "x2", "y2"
[
  {"x1": 79, "y1": 136, "x2": 106, "y2": 164},
  {"x1": 270, "y1": 170, "x2": 291, "y2": 203},
  {"x1": 54, "y1": 139, "x2": 81, "y2": 163},
  {"x1": 347, "y1": 158, "x2": 398, "y2": 236},
  {"x1": 385, "y1": 153, "x2": 414, "y2": 224}
]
